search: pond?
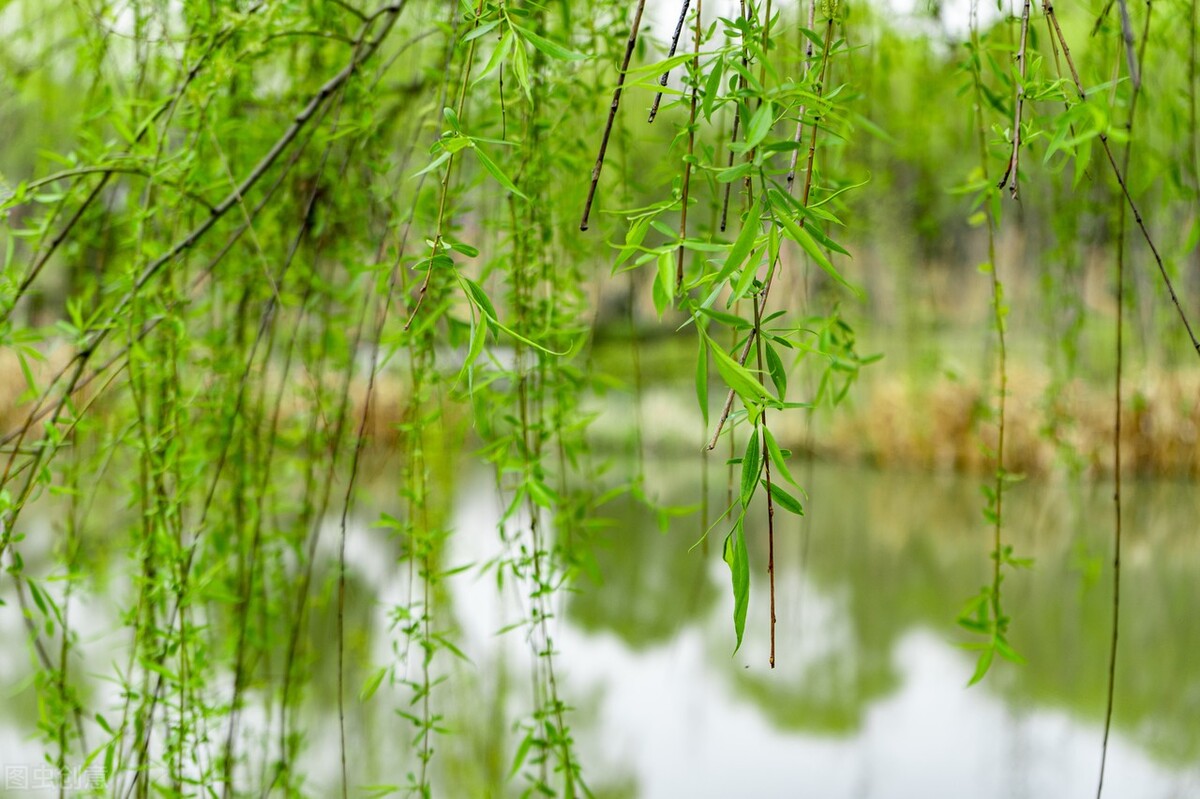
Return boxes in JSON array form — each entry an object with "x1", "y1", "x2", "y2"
[{"x1": 2, "y1": 453, "x2": 1198, "y2": 798}]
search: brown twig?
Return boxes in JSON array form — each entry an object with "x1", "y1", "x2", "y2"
[
  {"x1": 1097, "y1": 148, "x2": 1126, "y2": 799},
  {"x1": 1091, "y1": 0, "x2": 1116, "y2": 36},
  {"x1": 676, "y1": 0, "x2": 703, "y2": 287},
  {"x1": 1116, "y1": 0, "x2": 1141, "y2": 89},
  {"x1": 997, "y1": 0, "x2": 1032, "y2": 198},
  {"x1": 718, "y1": 0, "x2": 750, "y2": 232},
  {"x1": 649, "y1": 0, "x2": 692, "y2": 122},
  {"x1": 752, "y1": 297, "x2": 777, "y2": 668},
  {"x1": 1098, "y1": 5, "x2": 1151, "y2": 794},
  {"x1": 786, "y1": 0, "x2": 818, "y2": 193},
  {"x1": 580, "y1": 0, "x2": 647, "y2": 230}
]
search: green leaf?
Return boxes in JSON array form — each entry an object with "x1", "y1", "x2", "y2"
[
  {"x1": 715, "y1": 162, "x2": 752, "y2": 183},
  {"x1": 461, "y1": 19, "x2": 500, "y2": 42},
  {"x1": 709, "y1": 336, "x2": 771, "y2": 404},
  {"x1": 730, "y1": 252, "x2": 760, "y2": 303},
  {"x1": 702, "y1": 57, "x2": 724, "y2": 119},
  {"x1": 716, "y1": 197, "x2": 762, "y2": 284},
  {"x1": 740, "y1": 431, "x2": 761, "y2": 505},
  {"x1": 994, "y1": 635, "x2": 1025, "y2": 664},
  {"x1": 764, "y1": 342, "x2": 787, "y2": 398},
  {"x1": 445, "y1": 239, "x2": 479, "y2": 257},
  {"x1": 723, "y1": 519, "x2": 750, "y2": 654},
  {"x1": 725, "y1": 56, "x2": 763, "y2": 94},
  {"x1": 475, "y1": 29, "x2": 514, "y2": 84},
  {"x1": 697, "y1": 307, "x2": 753, "y2": 329},
  {"x1": 696, "y1": 339, "x2": 709, "y2": 426},
  {"x1": 625, "y1": 50, "x2": 711, "y2": 78},
  {"x1": 470, "y1": 144, "x2": 527, "y2": 199},
  {"x1": 457, "y1": 312, "x2": 489, "y2": 385},
  {"x1": 16, "y1": 350, "x2": 38, "y2": 399},
  {"x1": 511, "y1": 23, "x2": 586, "y2": 60},
  {"x1": 360, "y1": 666, "x2": 388, "y2": 702},
  {"x1": 763, "y1": 426, "x2": 801, "y2": 489},
  {"x1": 475, "y1": 299, "x2": 573, "y2": 357},
  {"x1": 411, "y1": 150, "x2": 451, "y2": 179},
  {"x1": 509, "y1": 38, "x2": 531, "y2": 98},
  {"x1": 615, "y1": 214, "x2": 652, "y2": 270},
  {"x1": 775, "y1": 212, "x2": 860, "y2": 297},
  {"x1": 459, "y1": 275, "x2": 498, "y2": 321},
  {"x1": 767, "y1": 481, "x2": 804, "y2": 515},
  {"x1": 967, "y1": 645, "x2": 995, "y2": 686},
  {"x1": 742, "y1": 100, "x2": 775, "y2": 152},
  {"x1": 653, "y1": 250, "x2": 674, "y2": 317},
  {"x1": 509, "y1": 731, "x2": 535, "y2": 778}
]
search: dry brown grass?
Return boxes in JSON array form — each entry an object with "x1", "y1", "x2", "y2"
[
  {"x1": 785, "y1": 365, "x2": 1200, "y2": 477},
  {"x1": 0, "y1": 345, "x2": 79, "y2": 438},
  {"x1": 0, "y1": 346, "x2": 409, "y2": 448},
  {"x1": 7, "y1": 346, "x2": 1197, "y2": 477}
]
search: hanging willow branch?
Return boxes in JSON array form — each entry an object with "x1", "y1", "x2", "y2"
[
  {"x1": 649, "y1": 0, "x2": 692, "y2": 122},
  {"x1": 0, "y1": 1, "x2": 409, "y2": 572},
  {"x1": 996, "y1": 0, "x2": 1032, "y2": 198},
  {"x1": 705, "y1": 12, "x2": 835, "y2": 451},
  {"x1": 1097, "y1": 4, "x2": 1152, "y2": 793},
  {"x1": 1043, "y1": 0, "x2": 1200, "y2": 358},
  {"x1": 677, "y1": 0, "x2": 703, "y2": 287},
  {"x1": 580, "y1": 0, "x2": 647, "y2": 230}
]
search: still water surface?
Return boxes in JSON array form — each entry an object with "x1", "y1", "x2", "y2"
[
  {"x1": 442, "y1": 461, "x2": 1200, "y2": 798},
  {"x1": 2, "y1": 459, "x2": 1198, "y2": 797}
]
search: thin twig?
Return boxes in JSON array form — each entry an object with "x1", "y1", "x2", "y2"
[
  {"x1": 786, "y1": 0, "x2": 818, "y2": 193},
  {"x1": 1091, "y1": 0, "x2": 1116, "y2": 36},
  {"x1": 997, "y1": 0, "x2": 1032, "y2": 198},
  {"x1": 718, "y1": 0, "x2": 750, "y2": 232},
  {"x1": 1097, "y1": 150, "x2": 1126, "y2": 799},
  {"x1": 1098, "y1": 5, "x2": 1151, "y2": 793},
  {"x1": 1116, "y1": 0, "x2": 1141, "y2": 88},
  {"x1": 676, "y1": 0, "x2": 703, "y2": 287},
  {"x1": 649, "y1": 0, "x2": 692, "y2": 122},
  {"x1": 752, "y1": 297, "x2": 777, "y2": 668},
  {"x1": 580, "y1": 0, "x2": 647, "y2": 230},
  {"x1": 403, "y1": 0, "x2": 486, "y2": 329}
]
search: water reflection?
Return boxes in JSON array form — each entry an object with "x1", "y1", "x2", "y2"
[
  {"x1": 2, "y1": 460, "x2": 1198, "y2": 798},
  {"x1": 558, "y1": 461, "x2": 1200, "y2": 798}
]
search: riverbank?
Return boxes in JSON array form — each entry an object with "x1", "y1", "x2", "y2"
[
  {"x1": 783, "y1": 365, "x2": 1200, "y2": 478},
  {"x1": 5, "y1": 345, "x2": 1196, "y2": 478}
]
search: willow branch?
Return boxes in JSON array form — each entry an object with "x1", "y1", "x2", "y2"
[
  {"x1": 676, "y1": 0, "x2": 703, "y2": 287},
  {"x1": 1098, "y1": 5, "x2": 1151, "y2": 794},
  {"x1": 0, "y1": 4, "x2": 266, "y2": 327},
  {"x1": 786, "y1": 0, "x2": 818, "y2": 192},
  {"x1": 997, "y1": 0, "x2": 1032, "y2": 198},
  {"x1": 580, "y1": 0, "x2": 647, "y2": 230},
  {"x1": 1045, "y1": 2, "x2": 1200, "y2": 357},
  {"x1": 707, "y1": 14, "x2": 835, "y2": 450},
  {"x1": 0, "y1": 3, "x2": 407, "y2": 573},
  {"x1": 649, "y1": 0, "x2": 692, "y2": 122}
]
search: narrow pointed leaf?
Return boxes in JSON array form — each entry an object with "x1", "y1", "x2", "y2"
[
  {"x1": 723, "y1": 520, "x2": 750, "y2": 653},
  {"x1": 471, "y1": 144, "x2": 528, "y2": 199},
  {"x1": 767, "y1": 481, "x2": 804, "y2": 515},
  {"x1": 709, "y1": 339, "x2": 771, "y2": 404},
  {"x1": 740, "y1": 431, "x2": 761, "y2": 505}
]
